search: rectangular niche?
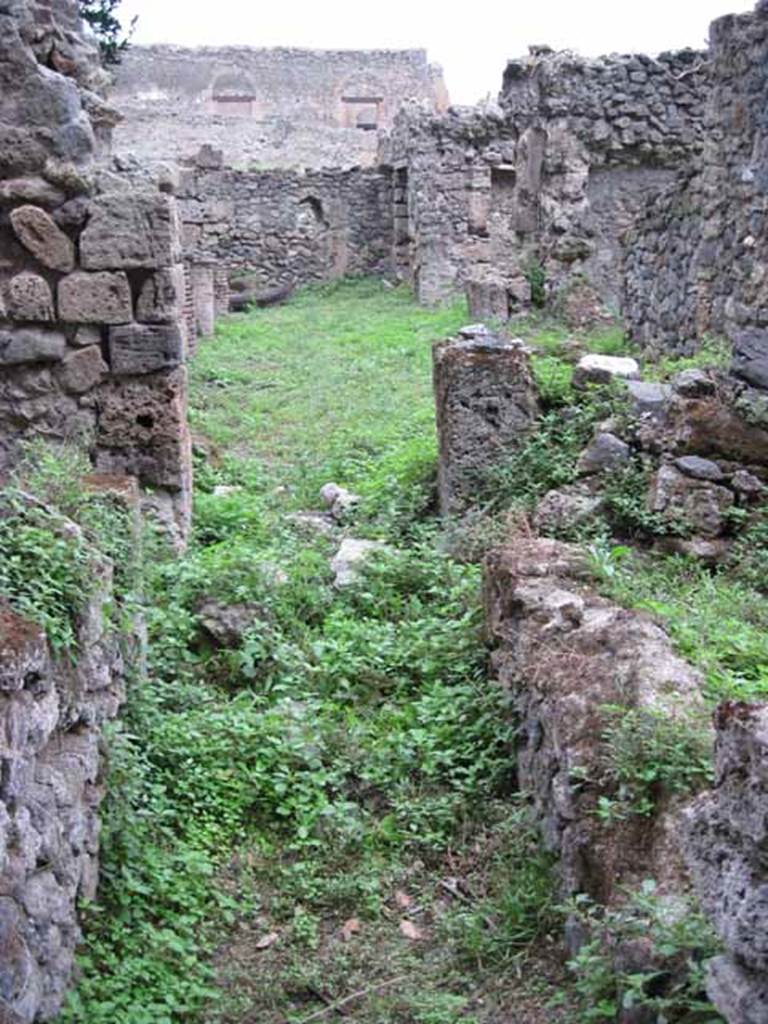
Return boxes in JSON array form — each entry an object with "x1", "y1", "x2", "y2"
[{"x1": 342, "y1": 96, "x2": 383, "y2": 131}]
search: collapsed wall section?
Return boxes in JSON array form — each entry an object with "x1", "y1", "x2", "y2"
[
  {"x1": 177, "y1": 151, "x2": 394, "y2": 292},
  {"x1": 387, "y1": 48, "x2": 706, "y2": 317}
]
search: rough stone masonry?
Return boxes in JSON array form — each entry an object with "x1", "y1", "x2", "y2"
[{"x1": 0, "y1": 0, "x2": 192, "y2": 540}]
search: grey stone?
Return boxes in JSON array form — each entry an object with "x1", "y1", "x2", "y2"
[
  {"x1": 671, "y1": 368, "x2": 716, "y2": 397},
  {"x1": 58, "y1": 271, "x2": 133, "y2": 325},
  {"x1": 80, "y1": 191, "x2": 181, "y2": 270},
  {"x1": 330, "y1": 538, "x2": 389, "y2": 587},
  {"x1": 650, "y1": 464, "x2": 733, "y2": 537},
  {"x1": 577, "y1": 432, "x2": 631, "y2": 475},
  {"x1": 319, "y1": 482, "x2": 361, "y2": 521},
  {"x1": 107, "y1": 323, "x2": 184, "y2": 376},
  {"x1": 625, "y1": 380, "x2": 672, "y2": 418},
  {"x1": 56, "y1": 346, "x2": 107, "y2": 395},
  {"x1": 732, "y1": 469, "x2": 764, "y2": 496},
  {"x1": 533, "y1": 483, "x2": 604, "y2": 535},
  {"x1": 0, "y1": 177, "x2": 65, "y2": 206},
  {"x1": 5, "y1": 272, "x2": 54, "y2": 321},
  {"x1": 197, "y1": 599, "x2": 265, "y2": 647},
  {"x1": 732, "y1": 327, "x2": 768, "y2": 391},
  {"x1": 433, "y1": 334, "x2": 539, "y2": 516},
  {"x1": 674, "y1": 455, "x2": 724, "y2": 481},
  {"x1": 9, "y1": 205, "x2": 75, "y2": 272},
  {"x1": 706, "y1": 956, "x2": 768, "y2": 1024},
  {"x1": 573, "y1": 354, "x2": 641, "y2": 389},
  {"x1": 0, "y1": 328, "x2": 65, "y2": 365},
  {"x1": 136, "y1": 266, "x2": 185, "y2": 324},
  {"x1": 70, "y1": 325, "x2": 102, "y2": 349}
]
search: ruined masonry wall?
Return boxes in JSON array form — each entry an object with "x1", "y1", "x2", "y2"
[
  {"x1": 178, "y1": 161, "x2": 394, "y2": 289},
  {"x1": 0, "y1": 497, "x2": 127, "y2": 1024},
  {"x1": 112, "y1": 45, "x2": 449, "y2": 171},
  {"x1": 387, "y1": 48, "x2": 706, "y2": 312},
  {"x1": 0, "y1": 0, "x2": 192, "y2": 538},
  {"x1": 625, "y1": 3, "x2": 768, "y2": 381},
  {"x1": 0, "y1": 3, "x2": 192, "y2": 1017}
]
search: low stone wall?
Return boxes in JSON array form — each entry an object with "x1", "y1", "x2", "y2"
[
  {"x1": 177, "y1": 157, "x2": 394, "y2": 291},
  {"x1": 0, "y1": 491, "x2": 130, "y2": 1023}
]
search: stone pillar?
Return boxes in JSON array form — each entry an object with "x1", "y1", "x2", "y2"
[
  {"x1": 433, "y1": 325, "x2": 539, "y2": 516},
  {"x1": 213, "y1": 268, "x2": 231, "y2": 319},
  {"x1": 191, "y1": 264, "x2": 215, "y2": 340}
]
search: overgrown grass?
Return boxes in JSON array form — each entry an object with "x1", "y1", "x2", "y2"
[{"x1": 62, "y1": 280, "x2": 565, "y2": 1024}]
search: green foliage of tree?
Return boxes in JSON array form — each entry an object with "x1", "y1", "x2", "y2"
[{"x1": 77, "y1": 0, "x2": 137, "y2": 65}]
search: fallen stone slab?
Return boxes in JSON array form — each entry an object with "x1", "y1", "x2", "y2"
[{"x1": 572, "y1": 354, "x2": 640, "y2": 389}]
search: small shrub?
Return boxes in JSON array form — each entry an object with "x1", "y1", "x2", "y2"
[{"x1": 596, "y1": 704, "x2": 713, "y2": 820}]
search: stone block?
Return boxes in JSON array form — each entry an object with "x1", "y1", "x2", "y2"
[
  {"x1": 9, "y1": 205, "x2": 75, "y2": 272},
  {"x1": 108, "y1": 323, "x2": 184, "y2": 376},
  {"x1": 58, "y1": 271, "x2": 132, "y2": 324},
  {"x1": 572, "y1": 354, "x2": 641, "y2": 389},
  {"x1": 5, "y1": 272, "x2": 54, "y2": 321},
  {"x1": 136, "y1": 265, "x2": 185, "y2": 324},
  {"x1": 433, "y1": 328, "x2": 539, "y2": 516},
  {"x1": 0, "y1": 328, "x2": 65, "y2": 365},
  {"x1": 0, "y1": 177, "x2": 66, "y2": 207},
  {"x1": 56, "y1": 346, "x2": 108, "y2": 395},
  {"x1": 80, "y1": 191, "x2": 182, "y2": 270}
]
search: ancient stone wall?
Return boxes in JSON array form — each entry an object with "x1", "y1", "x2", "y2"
[
  {"x1": 111, "y1": 45, "x2": 449, "y2": 171},
  {"x1": 386, "y1": 48, "x2": 706, "y2": 313},
  {"x1": 625, "y1": 2, "x2": 768, "y2": 378},
  {"x1": 177, "y1": 154, "x2": 394, "y2": 290},
  {"x1": 0, "y1": 486, "x2": 131, "y2": 1023},
  {"x1": 0, "y1": 0, "x2": 192, "y2": 539}
]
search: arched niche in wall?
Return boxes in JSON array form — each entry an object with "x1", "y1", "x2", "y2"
[{"x1": 209, "y1": 70, "x2": 257, "y2": 117}]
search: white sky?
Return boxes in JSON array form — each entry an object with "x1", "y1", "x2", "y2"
[{"x1": 118, "y1": 0, "x2": 756, "y2": 104}]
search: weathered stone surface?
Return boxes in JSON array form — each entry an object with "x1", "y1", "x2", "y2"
[
  {"x1": 0, "y1": 177, "x2": 65, "y2": 207},
  {"x1": 94, "y1": 367, "x2": 191, "y2": 491},
  {"x1": 58, "y1": 270, "x2": 132, "y2": 324},
  {"x1": 0, "y1": 328, "x2": 65, "y2": 365},
  {"x1": 9, "y1": 205, "x2": 75, "y2": 272},
  {"x1": 533, "y1": 483, "x2": 604, "y2": 536},
  {"x1": 79, "y1": 191, "x2": 182, "y2": 270},
  {"x1": 577, "y1": 432, "x2": 630, "y2": 475},
  {"x1": 5, "y1": 271, "x2": 54, "y2": 321},
  {"x1": 671, "y1": 368, "x2": 716, "y2": 398},
  {"x1": 331, "y1": 538, "x2": 389, "y2": 587},
  {"x1": 484, "y1": 536, "x2": 707, "y2": 907},
  {"x1": 682, "y1": 703, "x2": 768, "y2": 1024},
  {"x1": 197, "y1": 599, "x2": 265, "y2": 647},
  {"x1": 649, "y1": 463, "x2": 733, "y2": 537},
  {"x1": 136, "y1": 265, "x2": 185, "y2": 323},
  {"x1": 0, "y1": 507, "x2": 123, "y2": 1023},
  {"x1": 674, "y1": 455, "x2": 724, "y2": 482},
  {"x1": 70, "y1": 324, "x2": 102, "y2": 348},
  {"x1": 319, "y1": 482, "x2": 361, "y2": 521},
  {"x1": 433, "y1": 331, "x2": 539, "y2": 516},
  {"x1": 56, "y1": 345, "x2": 107, "y2": 394},
  {"x1": 625, "y1": 380, "x2": 672, "y2": 419},
  {"x1": 572, "y1": 354, "x2": 640, "y2": 389},
  {"x1": 108, "y1": 323, "x2": 184, "y2": 376}
]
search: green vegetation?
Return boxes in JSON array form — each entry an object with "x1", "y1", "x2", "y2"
[
  {"x1": 595, "y1": 704, "x2": 714, "y2": 821},
  {"x1": 561, "y1": 881, "x2": 722, "y2": 1023},
  {"x1": 60, "y1": 280, "x2": 566, "y2": 1023},
  {"x1": 7, "y1": 280, "x2": 747, "y2": 1022},
  {"x1": 0, "y1": 440, "x2": 135, "y2": 653}
]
